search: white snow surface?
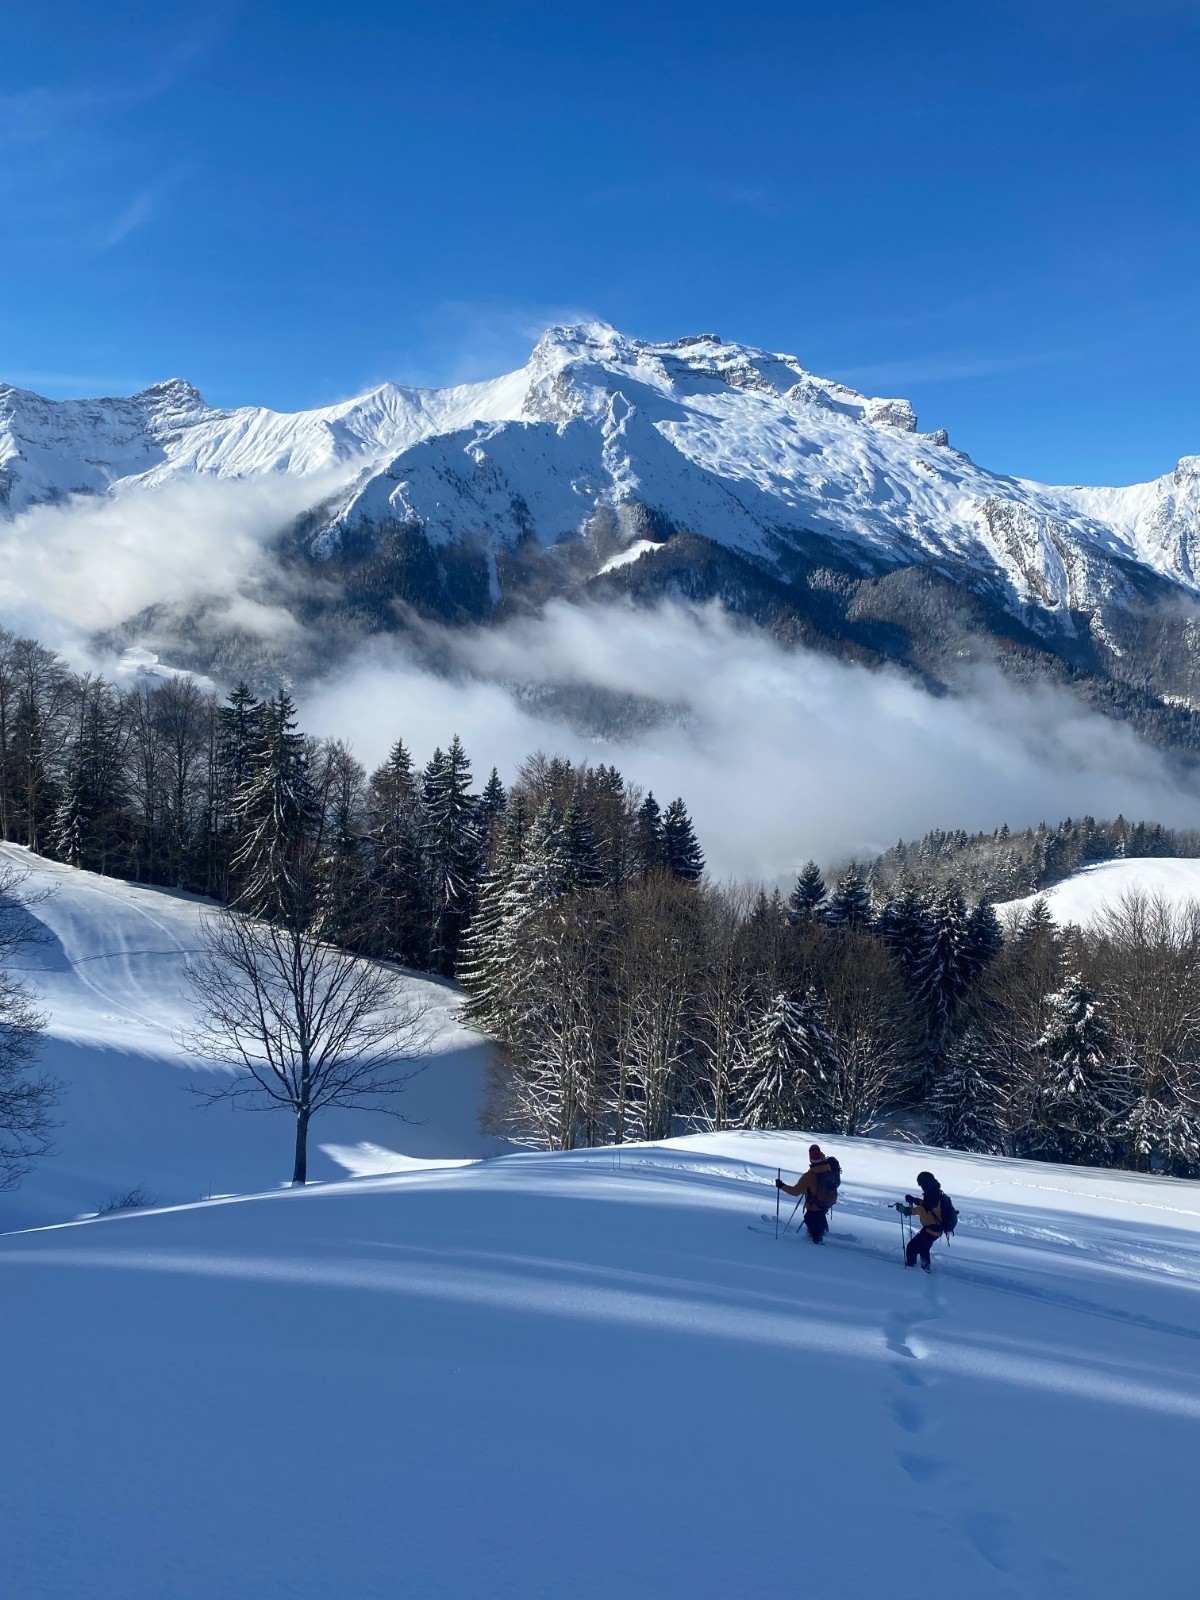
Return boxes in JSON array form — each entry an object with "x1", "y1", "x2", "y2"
[
  {"x1": 0, "y1": 845, "x2": 503, "y2": 1233},
  {"x1": 2, "y1": 1128, "x2": 1198, "y2": 1597},
  {"x1": 1, "y1": 848, "x2": 1198, "y2": 1596},
  {"x1": 999, "y1": 856, "x2": 1200, "y2": 928},
  {"x1": 596, "y1": 536, "x2": 662, "y2": 573},
  {"x1": 4, "y1": 323, "x2": 1200, "y2": 613}
]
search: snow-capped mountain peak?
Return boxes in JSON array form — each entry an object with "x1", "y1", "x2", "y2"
[{"x1": 2, "y1": 325, "x2": 1197, "y2": 626}]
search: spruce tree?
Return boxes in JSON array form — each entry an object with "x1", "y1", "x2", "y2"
[
  {"x1": 420, "y1": 734, "x2": 482, "y2": 974},
  {"x1": 965, "y1": 900, "x2": 1003, "y2": 975},
  {"x1": 824, "y1": 865, "x2": 873, "y2": 932},
  {"x1": 911, "y1": 882, "x2": 976, "y2": 1040},
  {"x1": 1031, "y1": 974, "x2": 1122, "y2": 1165},
  {"x1": 875, "y1": 877, "x2": 930, "y2": 983},
  {"x1": 740, "y1": 988, "x2": 836, "y2": 1131},
  {"x1": 563, "y1": 801, "x2": 604, "y2": 890},
  {"x1": 787, "y1": 861, "x2": 826, "y2": 925},
  {"x1": 662, "y1": 797, "x2": 704, "y2": 881},
  {"x1": 636, "y1": 792, "x2": 665, "y2": 874},
  {"x1": 929, "y1": 1029, "x2": 1008, "y2": 1153},
  {"x1": 229, "y1": 688, "x2": 317, "y2": 921},
  {"x1": 217, "y1": 683, "x2": 262, "y2": 801},
  {"x1": 478, "y1": 767, "x2": 508, "y2": 839},
  {"x1": 364, "y1": 739, "x2": 422, "y2": 963}
]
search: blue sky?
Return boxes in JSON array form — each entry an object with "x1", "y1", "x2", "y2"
[{"x1": 2, "y1": 0, "x2": 1198, "y2": 485}]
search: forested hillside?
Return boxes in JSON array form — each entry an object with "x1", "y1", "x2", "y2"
[{"x1": 2, "y1": 621, "x2": 1199, "y2": 1181}]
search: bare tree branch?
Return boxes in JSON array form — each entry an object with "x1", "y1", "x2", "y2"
[{"x1": 181, "y1": 904, "x2": 433, "y2": 1183}]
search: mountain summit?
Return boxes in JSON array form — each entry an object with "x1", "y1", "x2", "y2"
[{"x1": 3, "y1": 324, "x2": 1200, "y2": 738}]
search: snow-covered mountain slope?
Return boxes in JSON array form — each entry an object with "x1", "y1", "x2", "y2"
[
  {"x1": 0, "y1": 845, "x2": 502, "y2": 1232},
  {"x1": 2, "y1": 1129, "x2": 1197, "y2": 1599},
  {"x1": 0, "y1": 366, "x2": 530, "y2": 511},
  {"x1": 1000, "y1": 856, "x2": 1200, "y2": 927},
  {"x1": 5, "y1": 324, "x2": 1200, "y2": 620}
]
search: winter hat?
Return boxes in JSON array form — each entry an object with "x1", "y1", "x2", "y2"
[
  {"x1": 916, "y1": 1170, "x2": 937, "y2": 1190},
  {"x1": 809, "y1": 1144, "x2": 824, "y2": 1159}
]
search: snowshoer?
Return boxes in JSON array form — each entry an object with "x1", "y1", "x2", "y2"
[
  {"x1": 895, "y1": 1171, "x2": 945, "y2": 1271},
  {"x1": 776, "y1": 1144, "x2": 840, "y2": 1243}
]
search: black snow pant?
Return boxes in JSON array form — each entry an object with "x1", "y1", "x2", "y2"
[
  {"x1": 905, "y1": 1227, "x2": 939, "y2": 1268},
  {"x1": 804, "y1": 1207, "x2": 829, "y2": 1244}
]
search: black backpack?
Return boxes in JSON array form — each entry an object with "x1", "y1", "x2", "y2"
[
  {"x1": 817, "y1": 1156, "x2": 842, "y2": 1207},
  {"x1": 939, "y1": 1192, "x2": 958, "y2": 1236}
]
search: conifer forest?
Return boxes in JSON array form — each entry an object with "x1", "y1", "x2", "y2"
[{"x1": 3, "y1": 624, "x2": 1200, "y2": 1178}]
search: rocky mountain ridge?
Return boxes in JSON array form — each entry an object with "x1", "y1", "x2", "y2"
[{"x1": 4, "y1": 324, "x2": 1200, "y2": 743}]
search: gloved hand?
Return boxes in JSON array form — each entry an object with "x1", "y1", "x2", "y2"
[
  {"x1": 893, "y1": 1201, "x2": 904, "y2": 1212},
  {"x1": 904, "y1": 1194, "x2": 917, "y2": 1205},
  {"x1": 775, "y1": 1177, "x2": 784, "y2": 1190}
]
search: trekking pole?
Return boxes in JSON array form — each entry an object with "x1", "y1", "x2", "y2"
[
  {"x1": 784, "y1": 1197, "x2": 803, "y2": 1233},
  {"x1": 897, "y1": 1203, "x2": 905, "y2": 1262},
  {"x1": 775, "y1": 1169, "x2": 781, "y2": 1241}
]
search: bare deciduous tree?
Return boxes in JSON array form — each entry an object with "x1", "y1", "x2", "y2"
[{"x1": 183, "y1": 906, "x2": 432, "y2": 1184}]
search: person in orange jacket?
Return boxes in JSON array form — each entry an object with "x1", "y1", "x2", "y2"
[
  {"x1": 776, "y1": 1144, "x2": 841, "y2": 1243},
  {"x1": 895, "y1": 1170, "x2": 945, "y2": 1271}
]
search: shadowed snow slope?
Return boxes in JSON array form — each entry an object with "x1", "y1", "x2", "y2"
[
  {"x1": 0, "y1": 845, "x2": 501, "y2": 1231},
  {"x1": 1, "y1": 1130, "x2": 1198, "y2": 1598},
  {"x1": 999, "y1": 857, "x2": 1200, "y2": 928}
]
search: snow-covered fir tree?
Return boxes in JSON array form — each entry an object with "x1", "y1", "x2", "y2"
[
  {"x1": 420, "y1": 735, "x2": 482, "y2": 974},
  {"x1": 912, "y1": 881, "x2": 983, "y2": 1041},
  {"x1": 824, "y1": 865, "x2": 873, "y2": 931},
  {"x1": 563, "y1": 800, "x2": 605, "y2": 890},
  {"x1": 311, "y1": 741, "x2": 370, "y2": 946},
  {"x1": 229, "y1": 689, "x2": 317, "y2": 920},
  {"x1": 49, "y1": 677, "x2": 130, "y2": 874},
  {"x1": 740, "y1": 988, "x2": 836, "y2": 1131},
  {"x1": 929, "y1": 1028, "x2": 1009, "y2": 1153},
  {"x1": 1030, "y1": 974, "x2": 1123, "y2": 1165},
  {"x1": 875, "y1": 876, "x2": 930, "y2": 983},
  {"x1": 965, "y1": 899, "x2": 1003, "y2": 971},
  {"x1": 217, "y1": 683, "x2": 261, "y2": 805}
]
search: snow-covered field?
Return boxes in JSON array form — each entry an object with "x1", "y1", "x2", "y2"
[
  {"x1": 2, "y1": 1134, "x2": 1198, "y2": 1598},
  {"x1": 2, "y1": 850, "x2": 1199, "y2": 1597},
  {"x1": 1000, "y1": 856, "x2": 1200, "y2": 928},
  {"x1": 0, "y1": 845, "x2": 502, "y2": 1233}
]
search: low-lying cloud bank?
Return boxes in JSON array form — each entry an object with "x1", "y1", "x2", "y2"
[
  {"x1": 0, "y1": 474, "x2": 345, "y2": 656},
  {"x1": 301, "y1": 601, "x2": 1200, "y2": 881},
  {"x1": 1, "y1": 478, "x2": 1196, "y2": 880}
]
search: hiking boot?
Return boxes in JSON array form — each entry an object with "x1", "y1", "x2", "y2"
[{"x1": 919, "y1": 1259, "x2": 931, "y2": 1273}]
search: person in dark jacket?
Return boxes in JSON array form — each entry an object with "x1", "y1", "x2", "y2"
[
  {"x1": 776, "y1": 1145, "x2": 839, "y2": 1243},
  {"x1": 895, "y1": 1170, "x2": 944, "y2": 1271}
]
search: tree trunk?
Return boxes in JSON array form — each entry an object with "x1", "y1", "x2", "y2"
[{"x1": 291, "y1": 1107, "x2": 309, "y2": 1185}]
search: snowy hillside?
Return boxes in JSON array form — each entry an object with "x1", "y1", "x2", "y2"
[
  {"x1": 4, "y1": 324, "x2": 1200, "y2": 620},
  {"x1": 2, "y1": 1129, "x2": 1197, "y2": 1598},
  {"x1": 0, "y1": 845, "x2": 501, "y2": 1232},
  {"x1": 1000, "y1": 857, "x2": 1200, "y2": 927}
]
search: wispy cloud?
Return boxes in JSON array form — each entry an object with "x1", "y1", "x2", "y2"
[
  {"x1": 99, "y1": 185, "x2": 161, "y2": 249},
  {"x1": 0, "y1": 9, "x2": 227, "y2": 252}
]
